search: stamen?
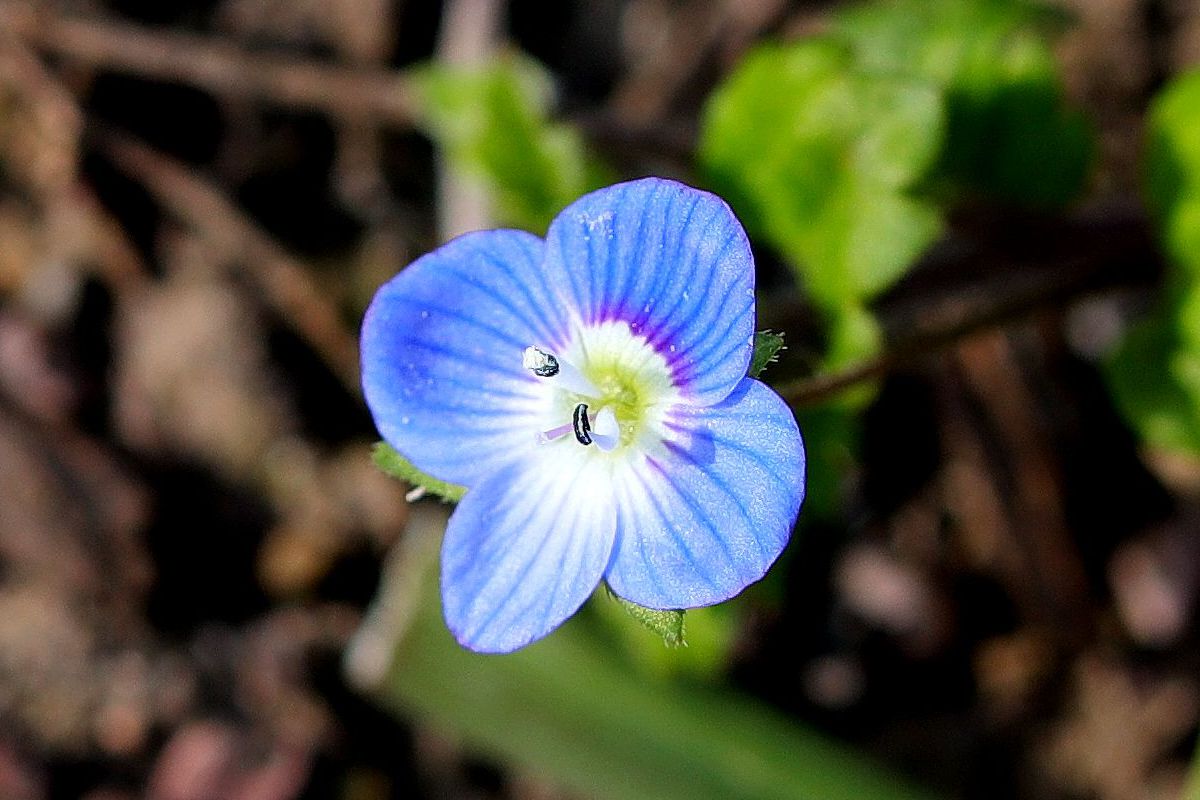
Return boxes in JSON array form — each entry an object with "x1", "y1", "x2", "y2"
[
  {"x1": 522, "y1": 344, "x2": 600, "y2": 396},
  {"x1": 522, "y1": 346, "x2": 560, "y2": 377},
  {"x1": 537, "y1": 422, "x2": 573, "y2": 445},
  {"x1": 572, "y1": 403, "x2": 593, "y2": 445}
]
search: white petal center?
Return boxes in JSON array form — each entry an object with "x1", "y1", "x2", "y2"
[{"x1": 525, "y1": 321, "x2": 679, "y2": 460}]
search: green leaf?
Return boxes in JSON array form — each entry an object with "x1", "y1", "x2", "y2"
[
  {"x1": 749, "y1": 330, "x2": 786, "y2": 377},
  {"x1": 699, "y1": 39, "x2": 945, "y2": 312},
  {"x1": 412, "y1": 53, "x2": 607, "y2": 233},
  {"x1": 833, "y1": 0, "x2": 1092, "y2": 209},
  {"x1": 824, "y1": 304, "x2": 883, "y2": 371},
  {"x1": 604, "y1": 585, "x2": 685, "y2": 647},
  {"x1": 1104, "y1": 312, "x2": 1200, "y2": 457},
  {"x1": 1145, "y1": 68, "x2": 1200, "y2": 275},
  {"x1": 372, "y1": 442, "x2": 466, "y2": 503},
  {"x1": 1102, "y1": 68, "x2": 1200, "y2": 459}
]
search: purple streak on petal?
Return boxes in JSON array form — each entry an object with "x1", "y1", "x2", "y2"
[
  {"x1": 604, "y1": 379, "x2": 805, "y2": 609},
  {"x1": 664, "y1": 293, "x2": 755, "y2": 391},
  {"x1": 544, "y1": 178, "x2": 755, "y2": 406}
]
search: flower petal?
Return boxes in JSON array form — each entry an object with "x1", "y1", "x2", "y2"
[
  {"x1": 361, "y1": 229, "x2": 570, "y2": 486},
  {"x1": 543, "y1": 178, "x2": 756, "y2": 406},
  {"x1": 604, "y1": 379, "x2": 805, "y2": 609},
  {"x1": 441, "y1": 451, "x2": 617, "y2": 653}
]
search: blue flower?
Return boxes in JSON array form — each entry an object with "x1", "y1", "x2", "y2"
[{"x1": 361, "y1": 178, "x2": 805, "y2": 653}]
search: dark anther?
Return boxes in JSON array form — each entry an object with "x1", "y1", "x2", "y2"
[{"x1": 572, "y1": 403, "x2": 592, "y2": 445}]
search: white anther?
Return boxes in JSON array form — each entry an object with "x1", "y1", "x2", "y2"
[
  {"x1": 591, "y1": 407, "x2": 619, "y2": 452},
  {"x1": 522, "y1": 346, "x2": 560, "y2": 377},
  {"x1": 521, "y1": 344, "x2": 600, "y2": 396}
]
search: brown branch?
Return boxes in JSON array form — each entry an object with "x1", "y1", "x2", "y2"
[
  {"x1": 776, "y1": 208, "x2": 1161, "y2": 407},
  {"x1": 0, "y1": 26, "x2": 150, "y2": 295},
  {"x1": 100, "y1": 132, "x2": 363, "y2": 396},
  {"x1": 0, "y1": 2, "x2": 419, "y2": 124},
  {"x1": 433, "y1": 0, "x2": 506, "y2": 241}
]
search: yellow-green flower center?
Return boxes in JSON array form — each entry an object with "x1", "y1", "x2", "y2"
[{"x1": 527, "y1": 321, "x2": 678, "y2": 454}]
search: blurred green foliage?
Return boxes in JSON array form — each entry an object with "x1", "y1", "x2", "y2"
[
  {"x1": 592, "y1": 595, "x2": 739, "y2": 682},
  {"x1": 1106, "y1": 69, "x2": 1200, "y2": 457},
  {"x1": 699, "y1": 39, "x2": 944, "y2": 321},
  {"x1": 699, "y1": 0, "x2": 1093, "y2": 518},
  {"x1": 1106, "y1": 320, "x2": 1200, "y2": 455},
  {"x1": 413, "y1": 53, "x2": 607, "y2": 233},
  {"x1": 1144, "y1": 70, "x2": 1200, "y2": 274},
  {"x1": 374, "y1": 528, "x2": 942, "y2": 800},
  {"x1": 833, "y1": 0, "x2": 1092, "y2": 208},
  {"x1": 700, "y1": 0, "x2": 1091, "y2": 326}
]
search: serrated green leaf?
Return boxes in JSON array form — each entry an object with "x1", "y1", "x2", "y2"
[
  {"x1": 749, "y1": 330, "x2": 786, "y2": 378},
  {"x1": 372, "y1": 442, "x2": 466, "y2": 503},
  {"x1": 412, "y1": 53, "x2": 607, "y2": 233},
  {"x1": 833, "y1": 0, "x2": 1092, "y2": 209},
  {"x1": 604, "y1": 585, "x2": 685, "y2": 647}
]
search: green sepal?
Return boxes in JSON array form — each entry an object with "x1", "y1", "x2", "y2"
[
  {"x1": 604, "y1": 584, "x2": 685, "y2": 647},
  {"x1": 372, "y1": 442, "x2": 466, "y2": 503},
  {"x1": 749, "y1": 330, "x2": 786, "y2": 378}
]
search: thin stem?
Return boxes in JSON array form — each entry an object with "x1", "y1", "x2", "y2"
[
  {"x1": 0, "y1": 2, "x2": 418, "y2": 125},
  {"x1": 100, "y1": 132, "x2": 364, "y2": 396},
  {"x1": 775, "y1": 208, "x2": 1161, "y2": 408}
]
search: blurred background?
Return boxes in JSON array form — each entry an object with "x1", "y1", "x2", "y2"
[{"x1": 1, "y1": 0, "x2": 1199, "y2": 798}]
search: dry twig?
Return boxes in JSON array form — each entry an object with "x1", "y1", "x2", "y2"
[
  {"x1": 101, "y1": 133, "x2": 363, "y2": 394},
  {"x1": 776, "y1": 209, "x2": 1160, "y2": 407},
  {"x1": 0, "y1": 2, "x2": 418, "y2": 125}
]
